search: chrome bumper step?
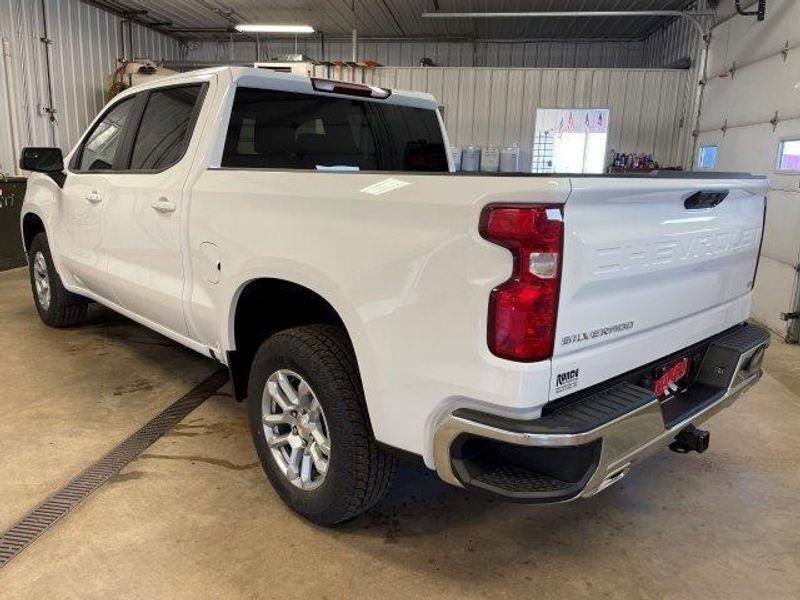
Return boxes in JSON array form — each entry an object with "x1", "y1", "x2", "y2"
[
  {"x1": 453, "y1": 382, "x2": 655, "y2": 437},
  {"x1": 433, "y1": 323, "x2": 770, "y2": 502}
]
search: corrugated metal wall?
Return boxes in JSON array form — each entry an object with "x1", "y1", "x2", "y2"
[
  {"x1": 0, "y1": 0, "x2": 180, "y2": 175},
  {"x1": 365, "y1": 67, "x2": 691, "y2": 172},
  {"x1": 183, "y1": 38, "x2": 649, "y2": 69},
  {"x1": 642, "y1": 16, "x2": 700, "y2": 68},
  {"x1": 0, "y1": 2, "x2": 702, "y2": 177},
  {"x1": 639, "y1": 0, "x2": 713, "y2": 70},
  {"x1": 639, "y1": 16, "x2": 701, "y2": 169}
]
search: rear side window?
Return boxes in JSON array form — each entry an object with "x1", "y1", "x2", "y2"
[
  {"x1": 74, "y1": 96, "x2": 135, "y2": 171},
  {"x1": 129, "y1": 85, "x2": 203, "y2": 170},
  {"x1": 221, "y1": 87, "x2": 448, "y2": 172}
]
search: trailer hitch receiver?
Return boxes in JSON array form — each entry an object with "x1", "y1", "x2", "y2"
[{"x1": 669, "y1": 424, "x2": 710, "y2": 454}]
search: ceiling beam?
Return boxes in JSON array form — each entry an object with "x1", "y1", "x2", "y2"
[
  {"x1": 380, "y1": 0, "x2": 407, "y2": 37},
  {"x1": 82, "y1": 0, "x2": 183, "y2": 38}
]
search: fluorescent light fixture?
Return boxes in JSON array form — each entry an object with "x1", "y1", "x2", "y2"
[{"x1": 235, "y1": 24, "x2": 315, "y2": 34}]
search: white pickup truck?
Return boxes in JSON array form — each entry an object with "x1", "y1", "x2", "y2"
[{"x1": 19, "y1": 66, "x2": 770, "y2": 525}]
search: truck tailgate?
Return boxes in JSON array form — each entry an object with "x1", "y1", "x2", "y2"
[{"x1": 550, "y1": 176, "x2": 767, "y2": 400}]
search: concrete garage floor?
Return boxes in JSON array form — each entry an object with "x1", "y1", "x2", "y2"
[{"x1": 1, "y1": 267, "x2": 799, "y2": 599}]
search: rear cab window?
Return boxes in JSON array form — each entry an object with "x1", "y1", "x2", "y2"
[{"x1": 221, "y1": 87, "x2": 448, "y2": 172}]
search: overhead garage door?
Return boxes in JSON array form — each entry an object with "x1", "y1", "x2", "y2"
[{"x1": 695, "y1": 0, "x2": 800, "y2": 341}]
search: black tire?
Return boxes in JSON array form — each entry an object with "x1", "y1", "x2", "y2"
[
  {"x1": 28, "y1": 233, "x2": 88, "y2": 328},
  {"x1": 247, "y1": 324, "x2": 396, "y2": 525}
]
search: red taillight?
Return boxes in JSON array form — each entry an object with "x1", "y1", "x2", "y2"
[
  {"x1": 311, "y1": 78, "x2": 392, "y2": 99},
  {"x1": 479, "y1": 204, "x2": 564, "y2": 362}
]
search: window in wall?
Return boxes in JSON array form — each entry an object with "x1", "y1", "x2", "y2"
[
  {"x1": 697, "y1": 145, "x2": 718, "y2": 170},
  {"x1": 75, "y1": 97, "x2": 135, "y2": 171},
  {"x1": 221, "y1": 87, "x2": 449, "y2": 172},
  {"x1": 776, "y1": 139, "x2": 800, "y2": 172},
  {"x1": 532, "y1": 108, "x2": 609, "y2": 174},
  {"x1": 129, "y1": 85, "x2": 204, "y2": 170}
]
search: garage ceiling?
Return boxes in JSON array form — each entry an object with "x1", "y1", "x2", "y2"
[{"x1": 92, "y1": 0, "x2": 697, "y2": 41}]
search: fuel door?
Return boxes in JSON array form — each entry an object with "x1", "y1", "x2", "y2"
[{"x1": 198, "y1": 241, "x2": 222, "y2": 284}]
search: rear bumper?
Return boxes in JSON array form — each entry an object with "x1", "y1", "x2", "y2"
[{"x1": 433, "y1": 323, "x2": 770, "y2": 502}]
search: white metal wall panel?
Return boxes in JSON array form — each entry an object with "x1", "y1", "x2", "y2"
[
  {"x1": 366, "y1": 67, "x2": 688, "y2": 172},
  {"x1": 0, "y1": 0, "x2": 50, "y2": 173},
  {"x1": 182, "y1": 38, "x2": 649, "y2": 69},
  {"x1": 695, "y1": 0, "x2": 800, "y2": 337},
  {"x1": 604, "y1": 70, "x2": 627, "y2": 158},
  {"x1": 653, "y1": 70, "x2": 683, "y2": 166},
  {"x1": 0, "y1": 0, "x2": 180, "y2": 175}
]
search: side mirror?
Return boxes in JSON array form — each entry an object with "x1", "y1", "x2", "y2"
[
  {"x1": 20, "y1": 147, "x2": 66, "y2": 187},
  {"x1": 20, "y1": 147, "x2": 64, "y2": 172}
]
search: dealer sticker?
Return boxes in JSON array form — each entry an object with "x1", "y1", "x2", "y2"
[{"x1": 555, "y1": 368, "x2": 580, "y2": 394}]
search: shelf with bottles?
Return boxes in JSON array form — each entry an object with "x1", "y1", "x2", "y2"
[{"x1": 607, "y1": 151, "x2": 672, "y2": 173}]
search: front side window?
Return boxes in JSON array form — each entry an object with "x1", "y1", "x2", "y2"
[
  {"x1": 129, "y1": 85, "x2": 203, "y2": 171},
  {"x1": 75, "y1": 97, "x2": 135, "y2": 171},
  {"x1": 221, "y1": 87, "x2": 448, "y2": 172}
]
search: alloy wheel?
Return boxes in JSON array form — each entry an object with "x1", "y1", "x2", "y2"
[
  {"x1": 32, "y1": 251, "x2": 51, "y2": 311},
  {"x1": 261, "y1": 369, "x2": 330, "y2": 490}
]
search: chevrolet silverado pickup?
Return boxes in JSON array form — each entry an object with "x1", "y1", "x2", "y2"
[{"x1": 19, "y1": 66, "x2": 770, "y2": 525}]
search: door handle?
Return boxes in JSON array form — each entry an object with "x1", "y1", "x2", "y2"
[
  {"x1": 85, "y1": 191, "x2": 103, "y2": 204},
  {"x1": 684, "y1": 190, "x2": 729, "y2": 210},
  {"x1": 151, "y1": 199, "x2": 176, "y2": 213}
]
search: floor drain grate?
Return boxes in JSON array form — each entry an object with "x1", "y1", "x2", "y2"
[{"x1": 0, "y1": 369, "x2": 229, "y2": 569}]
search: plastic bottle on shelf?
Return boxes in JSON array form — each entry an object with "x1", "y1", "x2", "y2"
[
  {"x1": 461, "y1": 146, "x2": 481, "y2": 172},
  {"x1": 499, "y1": 143, "x2": 520, "y2": 172},
  {"x1": 481, "y1": 146, "x2": 500, "y2": 172},
  {"x1": 450, "y1": 146, "x2": 462, "y2": 171}
]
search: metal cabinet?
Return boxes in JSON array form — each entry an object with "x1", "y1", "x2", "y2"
[{"x1": 0, "y1": 178, "x2": 27, "y2": 271}]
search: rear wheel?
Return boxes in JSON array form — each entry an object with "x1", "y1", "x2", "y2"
[
  {"x1": 247, "y1": 324, "x2": 396, "y2": 525},
  {"x1": 27, "y1": 233, "x2": 88, "y2": 327}
]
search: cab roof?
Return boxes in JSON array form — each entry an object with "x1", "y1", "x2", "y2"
[{"x1": 115, "y1": 65, "x2": 440, "y2": 111}]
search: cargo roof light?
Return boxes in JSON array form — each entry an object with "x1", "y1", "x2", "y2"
[
  {"x1": 235, "y1": 24, "x2": 315, "y2": 33},
  {"x1": 311, "y1": 78, "x2": 392, "y2": 99}
]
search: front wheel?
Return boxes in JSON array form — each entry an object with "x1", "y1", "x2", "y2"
[
  {"x1": 27, "y1": 233, "x2": 88, "y2": 327},
  {"x1": 247, "y1": 325, "x2": 396, "y2": 525}
]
